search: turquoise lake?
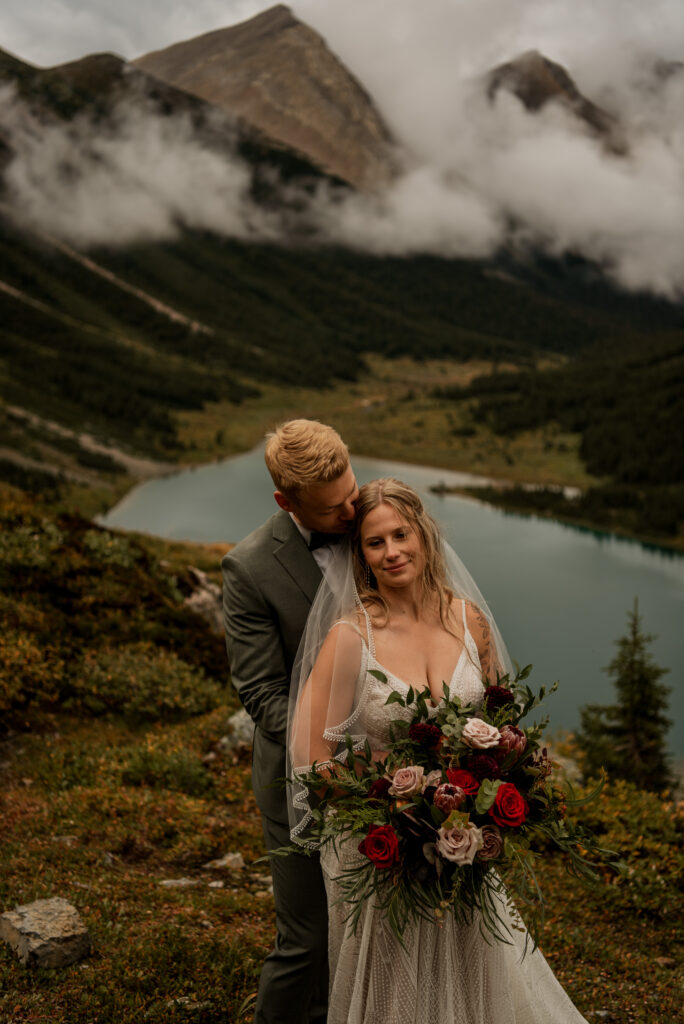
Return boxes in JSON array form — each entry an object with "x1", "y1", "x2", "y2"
[{"x1": 101, "y1": 447, "x2": 684, "y2": 760}]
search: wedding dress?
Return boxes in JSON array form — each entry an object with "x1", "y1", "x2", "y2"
[
  {"x1": 287, "y1": 542, "x2": 590, "y2": 1024},
  {"x1": 319, "y1": 604, "x2": 590, "y2": 1024}
]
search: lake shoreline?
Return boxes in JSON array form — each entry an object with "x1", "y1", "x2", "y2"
[{"x1": 101, "y1": 443, "x2": 684, "y2": 555}]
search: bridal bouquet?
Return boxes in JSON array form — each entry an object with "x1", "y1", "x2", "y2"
[{"x1": 294, "y1": 666, "x2": 608, "y2": 948}]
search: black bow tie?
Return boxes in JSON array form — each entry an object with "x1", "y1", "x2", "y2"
[{"x1": 309, "y1": 531, "x2": 346, "y2": 551}]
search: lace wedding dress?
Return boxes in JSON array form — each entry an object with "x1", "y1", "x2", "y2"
[{"x1": 319, "y1": 602, "x2": 590, "y2": 1024}]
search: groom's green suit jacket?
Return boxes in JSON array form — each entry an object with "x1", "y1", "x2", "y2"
[{"x1": 222, "y1": 510, "x2": 322, "y2": 824}]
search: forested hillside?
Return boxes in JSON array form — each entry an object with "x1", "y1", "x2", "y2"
[{"x1": 437, "y1": 329, "x2": 684, "y2": 536}]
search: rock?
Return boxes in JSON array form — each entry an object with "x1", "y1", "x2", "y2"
[
  {"x1": 0, "y1": 897, "x2": 91, "y2": 967},
  {"x1": 655, "y1": 956, "x2": 676, "y2": 968},
  {"x1": 207, "y1": 880, "x2": 225, "y2": 889},
  {"x1": 52, "y1": 835, "x2": 78, "y2": 847},
  {"x1": 202, "y1": 851, "x2": 244, "y2": 871},
  {"x1": 166, "y1": 997, "x2": 214, "y2": 1014},
  {"x1": 218, "y1": 709, "x2": 254, "y2": 757},
  {"x1": 182, "y1": 567, "x2": 223, "y2": 636},
  {"x1": 159, "y1": 878, "x2": 202, "y2": 889}
]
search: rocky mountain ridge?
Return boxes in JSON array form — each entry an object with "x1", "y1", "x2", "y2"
[{"x1": 133, "y1": 4, "x2": 397, "y2": 190}]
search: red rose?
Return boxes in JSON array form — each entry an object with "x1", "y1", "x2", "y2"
[
  {"x1": 408, "y1": 722, "x2": 443, "y2": 747},
  {"x1": 358, "y1": 825, "x2": 400, "y2": 869},
  {"x1": 446, "y1": 768, "x2": 480, "y2": 795},
  {"x1": 483, "y1": 685, "x2": 515, "y2": 713},
  {"x1": 367, "y1": 778, "x2": 392, "y2": 803},
  {"x1": 489, "y1": 782, "x2": 529, "y2": 828}
]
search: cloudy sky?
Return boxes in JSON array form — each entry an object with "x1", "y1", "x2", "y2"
[
  {"x1": 1, "y1": 0, "x2": 681, "y2": 73},
  {"x1": 2, "y1": 0, "x2": 683, "y2": 296}
]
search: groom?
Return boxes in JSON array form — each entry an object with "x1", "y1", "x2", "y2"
[{"x1": 222, "y1": 419, "x2": 358, "y2": 1024}]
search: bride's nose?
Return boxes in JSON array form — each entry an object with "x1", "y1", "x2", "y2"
[{"x1": 385, "y1": 538, "x2": 401, "y2": 559}]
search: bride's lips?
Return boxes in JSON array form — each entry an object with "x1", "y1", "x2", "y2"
[{"x1": 383, "y1": 561, "x2": 409, "y2": 573}]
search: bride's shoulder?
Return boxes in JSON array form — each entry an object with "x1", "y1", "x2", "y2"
[
  {"x1": 457, "y1": 598, "x2": 490, "y2": 645},
  {"x1": 329, "y1": 610, "x2": 367, "y2": 640}
]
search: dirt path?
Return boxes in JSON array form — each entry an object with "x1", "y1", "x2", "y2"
[{"x1": 5, "y1": 406, "x2": 176, "y2": 479}]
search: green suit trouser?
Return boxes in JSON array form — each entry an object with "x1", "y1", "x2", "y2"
[{"x1": 256, "y1": 815, "x2": 329, "y2": 1024}]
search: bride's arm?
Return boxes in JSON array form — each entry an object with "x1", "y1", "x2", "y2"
[{"x1": 290, "y1": 621, "x2": 364, "y2": 777}]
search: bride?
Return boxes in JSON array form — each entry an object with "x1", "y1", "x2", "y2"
[{"x1": 287, "y1": 478, "x2": 589, "y2": 1024}]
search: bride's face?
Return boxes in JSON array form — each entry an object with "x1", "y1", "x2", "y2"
[{"x1": 360, "y1": 503, "x2": 425, "y2": 588}]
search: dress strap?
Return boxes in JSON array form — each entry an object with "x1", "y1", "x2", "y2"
[{"x1": 359, "y1": 603, "x2": 376, "y2": 658}]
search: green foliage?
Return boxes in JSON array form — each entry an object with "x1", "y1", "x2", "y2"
[
  {"x1": 71, "y1": 644, "x2": 223, "y2": 721},
  {"x1": 121, "y1": 741, "x2": 214, "y2": 796},
  {"x1": 442, "y1": 332, "x2": 684, "y2": 538},
  {"x1": 567, "y1": 778, "x2": 683, "y2": 919},
  {"x1": 576, "y1": 602, "x2": 673, "y2": 792},
  {"x1": 0, "y1": 493, "x2": 229, "y2": 726}
]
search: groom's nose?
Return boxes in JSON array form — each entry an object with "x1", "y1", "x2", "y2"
[
  {"x1": 340, "y1": 496, "x2": 356, "y2": 520},
  {"x1": 340, "y1": 485, "x2": 359, "y2": 521}
]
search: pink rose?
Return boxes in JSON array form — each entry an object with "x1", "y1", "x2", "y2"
[
  {"x1": 476, "y1": 825, "x2": 504, "y2": 862},
  {"x1": 461, "y1": 719, "x2": 501, "y2": 750},
  {"x1": 437, "y1": 822, "x2": 483, "y2": 865},
  {"x1": 389, "y1": 765, "x2": 425, "y2": 798},
  {"x1": 433, "y1": 783, "x2": 466, "y2": 814},
  {"x1": 498, "y1": 725, "x2": 527, "y2": 757}
]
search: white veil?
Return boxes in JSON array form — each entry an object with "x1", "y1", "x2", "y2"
[{"x1": 286, "y1": 511, "x2": 513, "y2": 849}]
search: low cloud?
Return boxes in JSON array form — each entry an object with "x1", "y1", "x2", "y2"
[
  {"x1": 1, "y1": 86, "x2": 280, "y2": 247},
  {"x1": 296, "y1": 0, "x2": 684, "y2": 298}
]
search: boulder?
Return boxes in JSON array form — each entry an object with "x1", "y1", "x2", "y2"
[
  {"x1": 0, "y1": 897, "x2": 91, "y2": 967},
  {"x1": 218, "y1": 708, "x2": 255, "y2": 756},
  {"x1": 182, "y1": 567, "x2": 223, "y2": 636},
  {"x1": 202, "y1": 851, "x2": 245, "y2": 871}
]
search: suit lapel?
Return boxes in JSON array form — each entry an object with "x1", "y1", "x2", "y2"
[{"x1": 272, "y1": 510, "x2": 322, "y2": 604}]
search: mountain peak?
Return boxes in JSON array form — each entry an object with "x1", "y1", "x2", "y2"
[
  {"x1": 133, "y1": 4, "x2": 396, "y2": 189},
  {"x1": 487, "y1": 50, "x2": 626, "y2": 153}
]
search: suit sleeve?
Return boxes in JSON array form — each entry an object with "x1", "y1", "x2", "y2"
[{"x1": 222, "y1": 552, "x2": 290, "y2": 745}]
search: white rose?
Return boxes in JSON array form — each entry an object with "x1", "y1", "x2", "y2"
[
  {"x1": 436, "y1": 822, "x2": 484, "y2": 865},
  {"x1": 461, "y1": 719, "x2": 501, "y2": 749},
  {"x1": 389, "y1": 765, "x2": 425, "y2": 798}
]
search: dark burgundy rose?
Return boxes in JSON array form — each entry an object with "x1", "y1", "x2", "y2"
[
  {"x1": 367, "y1": 778, "x2": 392, "y2": 803},
  {"x1": 483, "y1": 685, "x2": 515, "y2": 713},
  {"x1": 467, "y1": 753, "x2": 501, "y2": 781},
  {"x1": 408, "y1": 722, "x2": 443, "y2": 747},
  {"x1": 358, "y1": 824, "x2": 400, "y2": 869},
  {"x1": 446, "y1": 768, "x2": 480, "y2": 795},
  {"x1": 489, "y1": 782, "x2": 529, "y2": 828}
]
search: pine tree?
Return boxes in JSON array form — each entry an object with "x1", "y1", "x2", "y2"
[{"x1": 576, "y1": 600, "x2": 673, "y2": 792}]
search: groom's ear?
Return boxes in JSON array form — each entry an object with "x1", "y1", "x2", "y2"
[{"x1": 274, "y1": 490, "x2": 295, "y2": 513}]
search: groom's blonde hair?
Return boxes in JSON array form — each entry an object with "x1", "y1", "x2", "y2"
[{"x1": 265, "y1": 419, "x2": 349, "y2": 499}]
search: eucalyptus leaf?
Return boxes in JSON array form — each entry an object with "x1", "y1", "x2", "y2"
[{"x1": 474, "y1": 778, "x2": 504, "y2": 815}]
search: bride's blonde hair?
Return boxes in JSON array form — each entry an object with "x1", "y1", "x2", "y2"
[{"x1": 352, "y1": 479, "x2": 456, "y2": 633}]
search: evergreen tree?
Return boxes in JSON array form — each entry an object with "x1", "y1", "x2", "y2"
[{"x1": 576, "y1": 600, "x2": 673, "y2": 792}]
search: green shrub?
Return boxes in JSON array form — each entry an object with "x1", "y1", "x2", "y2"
[
  {"x1": 71, "y1": 643, "x2": 224, "y2": 721},
  {"x1": 0, "y1": 627, "x2": 65, "y2": 713},
  {"x1": 121, "y1": 744, "x2": 213, "y2": 796},
  {"x1": 82, "y1": 529, "x2": 144, "y2": 568},
  {"x1": 569, "y1": 778, "x2": 683, "y2": 919}
]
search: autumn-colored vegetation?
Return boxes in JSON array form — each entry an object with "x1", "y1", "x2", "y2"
[{"x1": 1, "y1": 489, "x2": 682, "y2": 1023}]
